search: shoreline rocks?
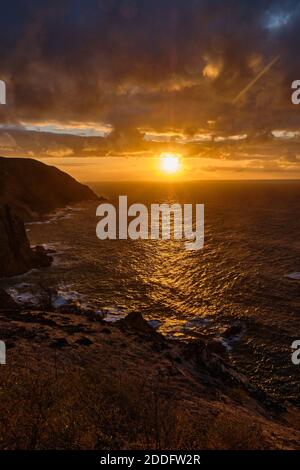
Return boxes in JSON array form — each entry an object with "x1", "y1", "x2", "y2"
[
  {"x1": 0, "y1": 156, "x2": 100, "y2": 278},
  {"x1": 0, "y1": 204, "x2": 53, "y2": 278}
]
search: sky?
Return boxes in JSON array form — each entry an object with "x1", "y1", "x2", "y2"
[{"x1": 1, "y1": 0, "x2": 300, "y2": 181}]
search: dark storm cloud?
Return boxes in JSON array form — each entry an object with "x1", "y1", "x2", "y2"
[{"x1": 0, "y1": 0, "x2": 300, "y2": 141}]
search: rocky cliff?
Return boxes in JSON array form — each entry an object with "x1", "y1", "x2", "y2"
[
  {"x1": 0, "y1": 156, "x2": 98, "y2": 221},
  {"x1": 0, "y1": 156, "x2": 99, "y2": 277},
  {"x1": 0, "y1": 204, "x2": 53, "y2": 278}
]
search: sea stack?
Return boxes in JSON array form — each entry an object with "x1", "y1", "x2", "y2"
[{"x1": 0, "y1": 204, "x2": 53, "y2": 278}]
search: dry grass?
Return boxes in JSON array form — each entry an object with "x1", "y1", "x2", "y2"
[
  {"x1": 0, "y1": 353, "x2": 266, "y2": 450},
  {"x1": 205, "y1": 413, "x2": 266, "y2": 450}
]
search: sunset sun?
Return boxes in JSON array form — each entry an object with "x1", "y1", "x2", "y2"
[{"x1": 160, "y1": 153, "x2": 181, "y2": 174}]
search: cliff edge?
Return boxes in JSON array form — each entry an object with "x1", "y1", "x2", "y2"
[{"x1": 0, "y1": 156, "x2": 98, "y2": 221}]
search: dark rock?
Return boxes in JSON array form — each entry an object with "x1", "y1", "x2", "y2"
[
  {"x1": 76, "y1": 337, "x2": 93, "y2": 346},
  {"x1": 182, "y1": 337, "x2": 229, "y2": 372},
  {"x1": 86, "y1": 309, "x2": 105, "y2": 322},
  {"x1": 222, "y1": 323, "x2": 244, "y2": 339},
  {"x1": 32, "y1": 246, "x2": 54, "y2": 268},
  {"x1": 0, "y1": 289, "x2": 20, "y2": 310},
  {"x1": 0, "y1": 156, "x2": 98, "y2": 278},
  {"x1": 182, "y1": 338, "x2": 207, "y2": 361},
  {"x1": 206, "y1": 339, "x2": 228, "y2": 357},
  {"x1": 0, "y1": 156, "x2": 98, "y2": 221},
  {"x1": 49, "y1": 337, "x2": 69, "y2": 349},
  {"x1": 118, "y1": 312, "x2": 156, "y2": 335},
  {"x1": 174, "y1": 356, "x2": 182, "y2": 364},
  {"x1": 0, "y1": 204, "x2": 53, "y2": 278}
]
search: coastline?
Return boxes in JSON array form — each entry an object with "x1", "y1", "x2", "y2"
[
  {"x1": 2, "y1": 195, "x2": 299, "y2": 405},
  {"x1": 0, "y1": 162, "x2": 299, "y2": 449}
]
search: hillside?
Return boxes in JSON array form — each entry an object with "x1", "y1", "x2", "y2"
[
  {"x1": 0, "y1": 299, "x2": 299, "y2": 450},
  {"x1": 0, "y1": 157, "x2": 98, "y2": 221}
]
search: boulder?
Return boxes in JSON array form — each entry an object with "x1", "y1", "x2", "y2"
[
  {"x1": 222, "y1": 323, "x2": 244, "y2": 339},
  {"x1": 118, "y1": 312, "x2": 154, "y2": 334},
  {"x1": 0, "y1": 204, "x2": 53, "y2": 278}
]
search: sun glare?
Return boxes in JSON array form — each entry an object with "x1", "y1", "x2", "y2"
[{"x1": 160, "y1": 153, "x2": 181, "y2": 174}]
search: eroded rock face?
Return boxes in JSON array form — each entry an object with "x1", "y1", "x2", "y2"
[{"x1": 0, "y1": 204, "x2": 53, "y2": 278}]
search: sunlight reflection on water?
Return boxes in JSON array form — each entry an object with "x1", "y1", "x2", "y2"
[{"x1": 1, "y1": 181, "x2": 300, "y2": 402}]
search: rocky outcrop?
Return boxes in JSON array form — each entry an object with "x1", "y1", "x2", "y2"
[
  {"x1": 0, "y1": 156, "x2": 98, "y2": 221},
  {"x1": 0, "y1": 204, "x2": 53, "y2": 278},
  {"x1": 0, "y1": 156, "x2": 98, "y2": 277},
  {"x1": 118, "y1": 312, "x2": 160, "y2": 336},
  {"x1": 0, "y1": 289, "x2": 19, "y2": 310}
]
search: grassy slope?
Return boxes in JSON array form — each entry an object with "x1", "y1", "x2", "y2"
[{"x1": 0, "y1": 307, "x2": 299, "y2": 450}]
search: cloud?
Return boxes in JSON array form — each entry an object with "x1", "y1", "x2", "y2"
[
  {"x1": 0, "y1": 0, "x2": 299, "y2": 161},
  {"x1": 45, "y1": 143, "x2": 74, "y2": 157},
  {"x1": 0, "y1": 132, "x2": 17, "y2": 149}
]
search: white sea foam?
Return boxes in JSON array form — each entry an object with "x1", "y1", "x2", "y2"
[
  {"x1": 183, "y1": 317, "x2": 211, "y2": 329},
  {"x1": 103, "y1": 313, "x2": 127, "y2": 322},
  {"x1": 217, "y1": 338, "x2": 232, "y2": 352},
  {"x1": 7, "y1": 285, "x2": 39, "y2": 306},
  {"x1": 285, "y1": 272, "x2": 300, "y2": 280},
  {"x1": 181, "y1": 317, "x2": 211, "y2": 335},
  {"x1": 148, "y1": 319, "x2": 162, "y2": 329},
  {"x1": 52, "y1": 286, "x2": 84, "y2": 308},
  {"x1": 26, "y1": 220, "x2": 52, "y2": 226},
  {"x1": 25, "y1": 204, "x2": 86, "y2": 227},
  {"x1": 102, "y1": 306, "x2": 127, "y2": 322}
]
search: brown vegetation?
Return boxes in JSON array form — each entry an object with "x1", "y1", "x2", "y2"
[{"x1": 0, "y1": 308, "x2": 300, "y2": 450}]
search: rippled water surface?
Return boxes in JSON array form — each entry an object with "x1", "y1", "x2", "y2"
[{"x1": 2, "y1": 181, "x2": 300, "y2": 403}]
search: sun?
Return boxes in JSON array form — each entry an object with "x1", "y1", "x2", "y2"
[{"x1": 160, "y1": 153, "x2": 181, "y2": 174}]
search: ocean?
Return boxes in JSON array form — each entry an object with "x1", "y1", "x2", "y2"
[{"x1": 1, "y1": 180, "x2": 300, "y2": 403}]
